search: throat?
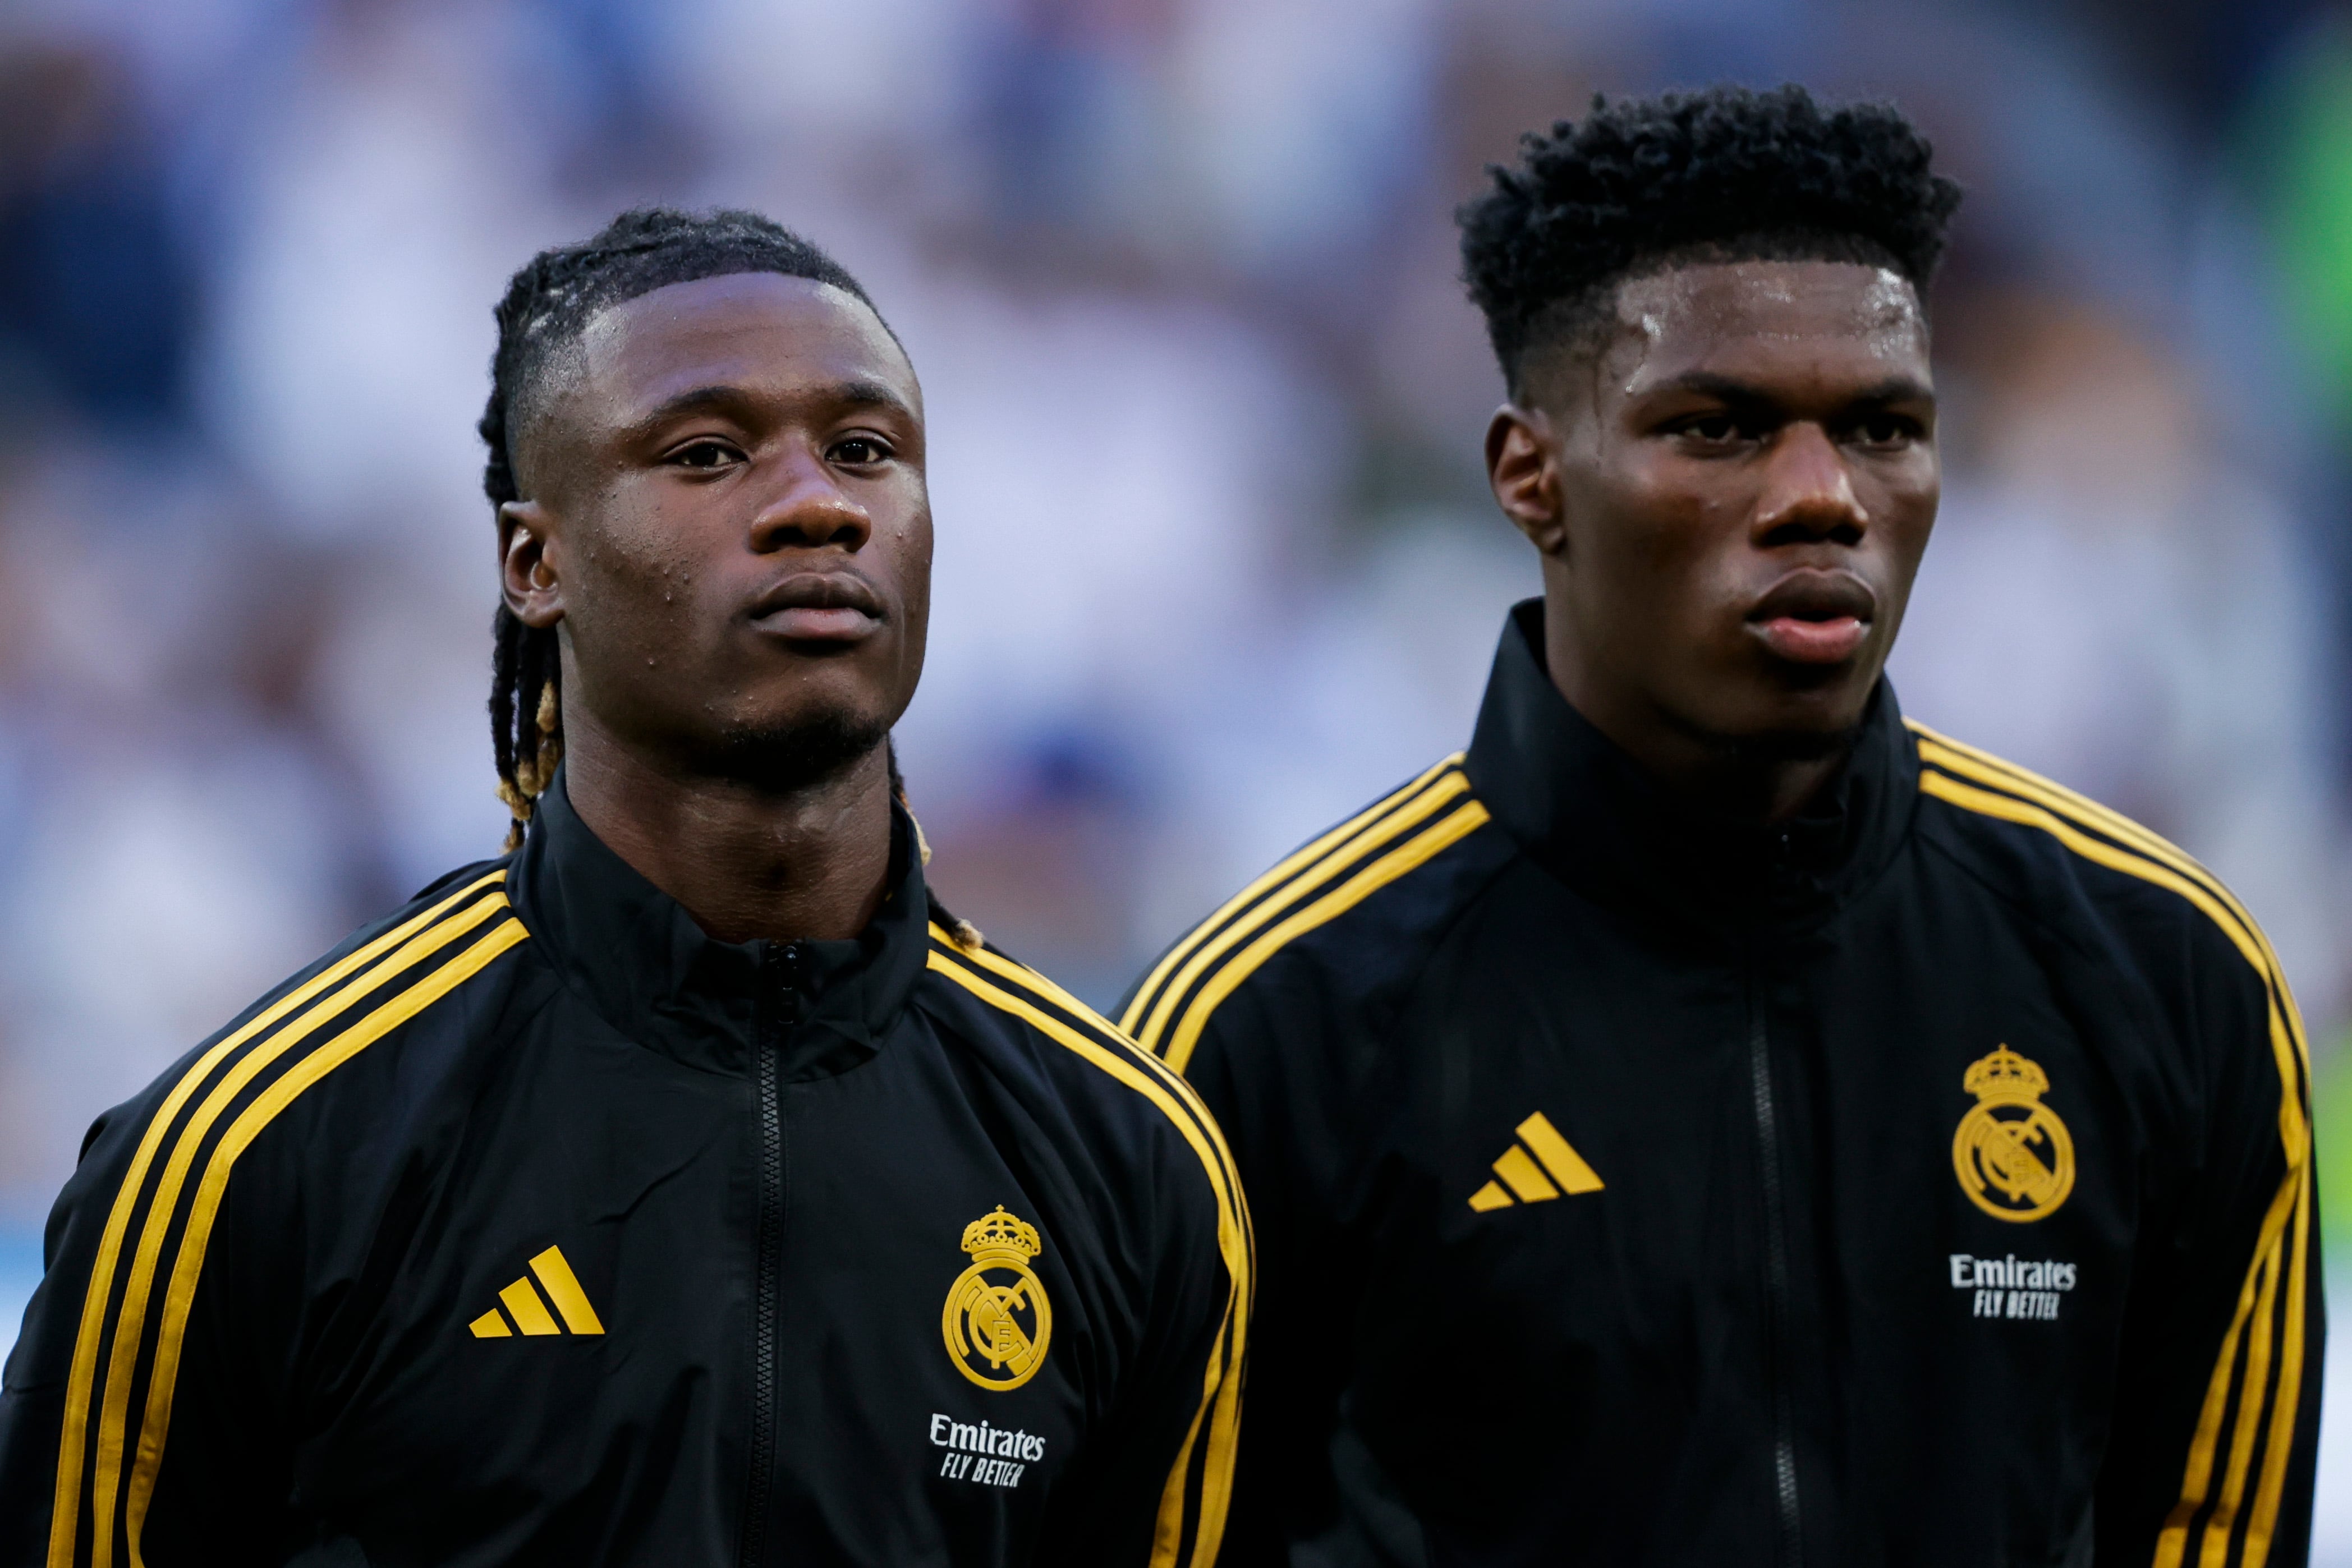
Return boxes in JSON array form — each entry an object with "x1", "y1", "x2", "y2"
[{"x1": 560, "y1": 710, "x2": 897, "y2": 944}]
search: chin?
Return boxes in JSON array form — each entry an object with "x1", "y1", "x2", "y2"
[
  {"x1": 1696, "y1": 672, "x2": 1878, "y2": 762},
  {"x1": 1756, "y1": 687, "x2": 1880, "y2": 755},
  {"x1": 700, "y1": 705, "x2": 894, "y2": 792}
]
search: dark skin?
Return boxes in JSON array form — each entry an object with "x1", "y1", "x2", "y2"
[
  {"x1": 498, "y1": 272, "x2": 931, "y2": 942},
  {"x1": 1487, "y1": 259, "x2": 1940, "y2": 822}
]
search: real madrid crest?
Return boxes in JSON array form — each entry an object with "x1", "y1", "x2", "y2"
[
  {"x1": 943, "y1": 1207, "x2": 1053, "y2": 1390},
  {"x1": 1951, "y1": 1046, "x2": 2075, "y2": 1223}
]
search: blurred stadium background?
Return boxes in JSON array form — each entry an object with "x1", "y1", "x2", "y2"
[{"x1": 2, "y1": 0, "x2": 2350, "y2": 1540}]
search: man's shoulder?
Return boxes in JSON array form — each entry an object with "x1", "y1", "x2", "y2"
[
  {"x1": 226, "y1": 858, "x2": 536, "y2": 1083},
  {"x1": 916, "y1": 927, "x2": 1227, "y2": 1166},
  {"x1": 79, "y1": 861, "x2": 539, "y2": 1192},
  {"x1": 915, "y1": 927, "x2": 1244, "y2": 1239},
  {"x1": 1117, "y1": 753, "x2": 1512, "y2": 1074},
  {"x1": 29, "y1": 863, "x2": 539, "y2": 1380},
  {"x1": 1906, "y1": 720, "x2": 2281, "y2": 996}
]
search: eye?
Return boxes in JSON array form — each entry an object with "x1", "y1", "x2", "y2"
[
  {"x1": 829, "y1": 435, "x2": 892, "y2": 466},
  {"x1": 1852, "y1": 414, "x2": 1921, "y2": 449},
  {"x1": 665, "y1": 438, "x2": 743, "y2": 470},
  {"x1": 1673, "y1": 413, "x2": 1750, "y2": 447}
]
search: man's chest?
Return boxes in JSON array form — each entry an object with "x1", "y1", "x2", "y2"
[
  {"x1": 290, "y1": 1048, "x2": 1100, "y2": 1562},
  {"x1": 1328, "y1": 895, "x2": 2164, "y2": 1523}
]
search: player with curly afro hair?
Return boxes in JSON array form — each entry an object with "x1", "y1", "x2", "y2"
[
  {"x1": 1446, "y1": 82, "x2": 1963, "y2": 806},
  {"x1": 1124, "y1": 82, "x2": 2326, "y2": 1568}
]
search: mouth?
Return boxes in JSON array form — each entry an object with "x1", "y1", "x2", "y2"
[
  {"x1": 1744, "y1": 571, "x2": 1877, "y2": 666},
  {"x1": 747, "y1": 572, "x2": 888, "y2": 645}
]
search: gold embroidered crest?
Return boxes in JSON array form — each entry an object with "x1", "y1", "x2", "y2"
[
  {"x1": 1952, "y1": 1047, "x2": 2075, "y2": 1223},
  {"x1": 942, "y1": 1207, "x2": 1053, "y2": 1390}
]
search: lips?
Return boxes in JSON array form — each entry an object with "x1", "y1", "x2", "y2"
[
  {"x1": 747, "y1": 572, "x2": 887, "y2": 643},
  {"x1": 1745, "y1": 571, "x2": 1877, "y2": 665}
]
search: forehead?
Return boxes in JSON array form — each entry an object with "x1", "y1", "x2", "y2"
[
  {"x1": 569, "y1": 271, "x2": 917, "y2": 419},
  {"x1": 1602, "y1": 260, "x2": 1928, "y2": 394}
]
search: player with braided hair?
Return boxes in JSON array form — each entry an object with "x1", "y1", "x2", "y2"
[
  {"x1": 476, "y1": 208, "x2": 885, "y2": 849},
  {"x1": 2, "y1": 208, "x2": 1244, "y2": 1566},
  {"x1": 472, "y1": 209, "x2": 980, "y2": 939}
]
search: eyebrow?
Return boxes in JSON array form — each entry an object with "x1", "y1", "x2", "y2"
[
  {"x1": 623, "y1": 376, "x2": 917, "y2": 437},
  {"x1": 1661, "y1": 371, "x2": 1935, "y2": 408}
]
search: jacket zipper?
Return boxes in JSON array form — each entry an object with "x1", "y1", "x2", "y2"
[
  {"x1": 1745, "y1": 948, "x2": 1804, "y2": 1566},
  {"x1": 741, "y1": 944, "x2": 800, "y2": 1568}
]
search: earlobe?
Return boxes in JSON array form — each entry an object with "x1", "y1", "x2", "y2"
[
  {"x1": 1486, "y1": 405, "x2": 1568, "y2": 555},
  {"x1": 498, "y1": 500, "x2": 566, "y2": 629}
]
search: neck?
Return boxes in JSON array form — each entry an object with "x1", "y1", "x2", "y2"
[
  {"x1": 1542, "y1": 604, "x2": 1853, "y2": 827},
  {"x1": 558, "y1": 707, "x2": 895, "y2": 945}
]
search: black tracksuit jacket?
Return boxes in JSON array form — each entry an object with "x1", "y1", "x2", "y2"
[
  {"x1": 1, "y1": 774, "x2": 1247, "y2": 1567},
  {"x1": 1119, "y1": 601, "x2": 2323, "y2": 1568}
]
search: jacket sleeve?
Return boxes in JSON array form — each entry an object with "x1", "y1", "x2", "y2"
[
  {"x1": 0, "y1": 1061, "x2": 300, "y2": 1567},
  {"x1": 1038, "y1": 1080, "x2": 1248, "y2": 1568},
  {"x1": 1122, "y1": 960, "x2": 1367, "y2": 1568},
  {"x1": 2095, "y1": 905, "x2": 2325, "y2": 1567}
]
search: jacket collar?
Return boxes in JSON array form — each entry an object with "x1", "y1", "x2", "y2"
[
  {"x1": 507, "y1": 767, "x2": 931, "y2": 1079},
  {"x1": 1465, "y1": 599, "x2": 1919, "y2": 941}
]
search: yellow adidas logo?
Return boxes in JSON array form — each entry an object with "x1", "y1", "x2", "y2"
[
  {"x1": 468, "y1": 1245, "x2": 606, "y2": 1337},
  {"x1": 1469, "y1": 1112, "x2": 1604, "y2": 1211}
]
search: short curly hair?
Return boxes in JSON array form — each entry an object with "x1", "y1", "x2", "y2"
[{"x1": 1459, "y1": 85, "x2": 1963, "y2": 397}]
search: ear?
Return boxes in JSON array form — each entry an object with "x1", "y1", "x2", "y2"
[
  {"x1": 1486, "y1": 403, "x2": 1567, "y2": 555},
  {"x1": 498, "y1": 499, "x2": 566, "y2": 630}
]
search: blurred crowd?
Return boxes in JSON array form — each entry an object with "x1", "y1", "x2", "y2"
[{"x1": 2, "y1": 0, "x2": 2351, "y2": 1248}]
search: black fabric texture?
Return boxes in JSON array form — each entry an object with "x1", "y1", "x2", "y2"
[
  {"x1": 1, "y1": 771, "x2": 1242, "y2": 1566},
  {"x1": 1128, "y1": 599, "x2": 2325, "y2": 1568}
]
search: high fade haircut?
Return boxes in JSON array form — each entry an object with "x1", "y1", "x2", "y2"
[
  {"x1": 477, "y1": 206, "x2": 887, "y2": 849},
  {"x1": 1458, "y1": 84, "x2": 1964, "y2": 400}
]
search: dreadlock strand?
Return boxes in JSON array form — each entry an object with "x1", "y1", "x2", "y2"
[
  {"x1": 890, "y1": 743, "x2": 980, "y2": 950},
  {"x1": 480, "y1": 208, "x2": 888, "y2": 853},
  {"x1": 514, "y1": 667, "x2": 562, "y2": 799}
]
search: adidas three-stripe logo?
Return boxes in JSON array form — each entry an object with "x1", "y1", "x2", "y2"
[
  {"x1": 469, "y1": 1245, "x2": 605, "y2": 1337},
  {"x1": 1469, "y1": 1112, "x2": 1604, "y2": 1211}
]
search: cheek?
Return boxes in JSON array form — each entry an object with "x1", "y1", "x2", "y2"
[
  {"x1": 1583, "y1": 467, "x2": 1737, "y2": 618},
  {"x1": 875, "y1": 499, "x2": 933, "y2": 601},
  {"x1": 568, "y1": 514, "x2": 713, "y2": 653},
  {"x1": 1861, "y1": 463, "x2": 1939, "y2": 563}
]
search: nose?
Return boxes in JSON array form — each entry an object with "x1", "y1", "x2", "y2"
[
  {"x1": 1752, "y1": 423, "x2": 1867, "y2": 546},
  {"x1": 747, "y1": 449, "x2": 872, "y2": 554}
]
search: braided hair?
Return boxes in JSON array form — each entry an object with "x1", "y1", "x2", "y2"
[{"x1": 479, "y1": 206, "x2": 885, "y2": 849}]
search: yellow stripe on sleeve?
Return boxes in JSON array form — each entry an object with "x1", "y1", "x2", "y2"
[
  {"x1": 929, "y1": 930, "x2": 1250, "y2": 1254},
  {"x1": 1132, "y1": 771, "x2": 1473, "y2": 1056},
  {"x1": 1913, "y1": 748, "x2": 2312, "y2": 1568},
  {"x1": 1119, "y1": 756, "x2": 1463, "y2": 1039},
  {"x1": 47, "y1": 869, "x2": 509, "y2": 1568},
  {"x1": 1912, "y1": 724, "x2": 2314, "y2": 1078},
  {"x1": 926, "y1": 949, "x2": 1250, "y2": 1568},
  {"x1": 123, "y1": 917, "x2": 528, "y2": 1566},
  {"x1": 1163, "y1": 801, "x2": 1490, "y2": 1075},
  {"x1": 83, "y1": 891, "x2": 514, "y2": 1568},
  {"x1": 1151, "y1": 1381, "x2": 1216, "y2": 1568},
  {"x1": 2242, "y1": 1162, "x2": 2314, "y2": 1567}
]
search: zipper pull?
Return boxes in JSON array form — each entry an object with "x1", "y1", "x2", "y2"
[{"x1": 766, "y1": 942, "x2": 810, "y2": 1030}]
